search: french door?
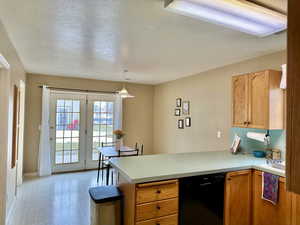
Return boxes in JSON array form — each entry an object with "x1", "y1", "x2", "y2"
[{"x1": 50, "y1": 92, "x2": 115, "y2": 173}]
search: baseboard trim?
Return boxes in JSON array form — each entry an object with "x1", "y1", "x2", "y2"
[{"x1": 24, "y1": 172, "x2": 38, "y2": 177}]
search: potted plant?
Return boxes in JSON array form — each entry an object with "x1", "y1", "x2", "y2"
[{"x1": 113, "y1": 129, "x2": 125, "y2": 150}]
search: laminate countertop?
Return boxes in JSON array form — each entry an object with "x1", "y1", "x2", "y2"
[{"x1": 110, "y1": 151, "x2": 285, "y2": 183}]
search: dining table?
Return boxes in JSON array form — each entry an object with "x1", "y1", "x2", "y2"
[{"x1": 97, "y1": 145, "x2": 138, "y2": 185}]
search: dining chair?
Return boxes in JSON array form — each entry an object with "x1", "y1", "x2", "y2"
[
  {"x1": 97, "y1": 142, "x2": 116, "y2": 184},
  {"x1": 110, "y1": 144, "x2": 140, "y2": 185},
  {"x1": 140, "y1": 144, "x2": 144, "y2": 155}
]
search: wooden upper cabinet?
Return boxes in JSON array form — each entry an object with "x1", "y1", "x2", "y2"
[
  {"x1": 253, "y1": 171, "x2": 292, "y2": 225},
  {"x1": 232, "y1": 70, "x2": 284, "y2": 129},
  {"x1": 232, "y1": 75, "x2": 248, "y2": 127},
  {"x1": 224, "y1": 170, "x2": 252, "y2": 225}
]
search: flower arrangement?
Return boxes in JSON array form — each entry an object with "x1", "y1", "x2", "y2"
[{"x1": 113, "y1": 129, "x2": 125, "y2": 140}]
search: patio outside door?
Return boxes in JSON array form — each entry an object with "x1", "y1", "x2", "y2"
[{"x1": 50, "y1": 92, "x2": 116, "y2": 173}]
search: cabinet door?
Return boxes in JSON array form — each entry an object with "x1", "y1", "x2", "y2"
[
  {"x1": 232, "y1": 75, "x2": 248, "y2": 127},
  {"x1": 292, "y1": 194, "x2": 300, "y2": 225},
  {"x1": 253, "y1": 171, "x2": 292, "y2": 225},
  {"x1": 248, "y1": 72, "x2": 269, "y2": 129},
  {"x1": 224, "y1": 170, "x2": 252, "y2": 225}
]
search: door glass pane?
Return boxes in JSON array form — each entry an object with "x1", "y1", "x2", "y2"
[
  {"x1": 92, "y1": 101, "x2": 114, "y2": 160},
  {"x1": 54, "y1": 99, "x2": 80, "y2": 165}
]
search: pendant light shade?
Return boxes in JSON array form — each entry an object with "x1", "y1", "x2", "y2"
[
  {"x1": 118, "y1": 69, "x2": 135, "y2": 98},
  {"x1": 118, "y1": 86, "x2": 135, "y2": 98}
]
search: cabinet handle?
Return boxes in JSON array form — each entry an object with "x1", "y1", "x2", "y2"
[
  {"x1": 228, "y1": 178, "x2": 232, "y2": 181},
  {"x1": 243, "y1": 121, "x2": 247, "y2": 125},
  {"x1": 156, "y1": 223, "x2": 160, "y2": 225},
  {"x1": 156, "y1": 190, "x2": 161, "y2": 194},
  {"x1": 156, "y1": 205, "x2": 161, "y2": 210}
]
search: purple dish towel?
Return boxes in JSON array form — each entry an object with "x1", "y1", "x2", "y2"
[{"x1": 262, "y1": 172, "x2": 279, "y2": 204}]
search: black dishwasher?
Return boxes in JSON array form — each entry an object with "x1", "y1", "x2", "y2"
[{"x1": 179, "y1": 173, "x2": 225, "y2": 225}]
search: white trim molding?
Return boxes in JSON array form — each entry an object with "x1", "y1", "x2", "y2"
[
  {"x1": 0, "y1": 54, "x2": 10, "y2": 70},
  {"x1": 0, "y1": 54, "x2": 10, "y2": 225}
]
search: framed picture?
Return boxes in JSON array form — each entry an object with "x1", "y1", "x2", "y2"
[
  {"x1": 182, "y1": 101, "x2": 190, "y2": 115},
  {"x1": 185, "y1": 117, "x2": 191, "y2": 127},
  {"x1": 178, "y1": 119, "x2": 184, "y2": 129},
  {"x1": 175, "y1": 108, "x2": 181, "y2": 116},
  {"x1": 176, "y1": 98, "x2": 182, "y2": 107}
]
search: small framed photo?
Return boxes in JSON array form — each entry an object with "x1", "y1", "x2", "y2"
[
  {"x1": 176, "y1": 98, "x2": 182, "y2": 107},
  {"x1": 182, "y1": 101, "x2": 190, "y2": 115},
  {"x1": 178, "y1": 119, "x2": 184, "y2": 129},
  {"x1": 185, "y1": 117, "x2": 191, "y2": 127},
  {"x1": 175, "y1": 108, "x2": 181, "y2": 116}
]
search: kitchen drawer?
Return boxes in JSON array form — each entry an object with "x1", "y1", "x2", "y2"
[
  {"x1": 136, "y1": 180, "x2": 178, "y2": 204},
  {"x1": 136, "y1": 214, "x2": 178, "y2": 225},
  {"x1": 136, "y1": 198, "x2": 178, "y2": 222}
]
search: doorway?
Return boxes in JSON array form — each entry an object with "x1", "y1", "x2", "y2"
[{"x1": 49, "y1": 91, "x2": 116, "y2": 173}]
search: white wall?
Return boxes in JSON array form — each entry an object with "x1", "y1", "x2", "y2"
[
  {"x1": 153, "y1": 51, "x2": 286, "y2": 154},
  {"x1": 0, "y1": 20, "x2": 26, "y2": 225}
]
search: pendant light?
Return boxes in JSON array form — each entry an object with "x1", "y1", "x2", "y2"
[{"x1": 118, "y1": 70, "x2": 135, "y2": 98}]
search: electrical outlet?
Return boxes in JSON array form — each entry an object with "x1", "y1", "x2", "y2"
[{"x1": 217, "y1": 131, "x2": 222, "y2": 138}]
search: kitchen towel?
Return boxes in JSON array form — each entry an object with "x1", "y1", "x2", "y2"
[{"x1": 262, "y1": 172, "x2": 279, "y2": 204}]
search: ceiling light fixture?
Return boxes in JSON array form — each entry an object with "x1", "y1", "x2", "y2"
[
  {"x1": 118, "y1": 70, "x2": 135, "y2": 98},
  {"x1": 164, "y1": 0, "x2": 287, "y2": 37}
]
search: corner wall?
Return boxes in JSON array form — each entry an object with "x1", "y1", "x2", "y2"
[{"x1": 153, "y1": 51, "x2": 286, "y2": 154}]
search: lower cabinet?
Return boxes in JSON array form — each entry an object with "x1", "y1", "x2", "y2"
[
  {"x1": 118, "y1": 177, "x2": 179, "y2": 225},
  {"x1": 224, "y1": 170, "x2": 252, "y2": 225},
  {"x1": 292, "y1": 193, "x2": 300, "y2": 225},
  {"x1": 252, "y1": 170, "x2": 292, "y2": 225}
]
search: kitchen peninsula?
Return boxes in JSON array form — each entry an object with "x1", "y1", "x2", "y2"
[{"x1": 110, "y1": 151, "x2": 294, "y2": 225}]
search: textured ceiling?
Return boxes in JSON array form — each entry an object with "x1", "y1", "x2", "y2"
[{"x1": 0, "y1": 0, "x2": 286, "y2": 84}]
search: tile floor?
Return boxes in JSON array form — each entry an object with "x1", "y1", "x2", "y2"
[{"x1": 7, "y1": 170, "x2": 105, "y2": 225}]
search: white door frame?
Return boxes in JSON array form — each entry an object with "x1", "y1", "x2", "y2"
[
  {"x1": 0, "y1": 54, "x2": 11, "y2": 225},
  {"x1": 16, "y1": 80, "x2": 26, "y2": 186}
]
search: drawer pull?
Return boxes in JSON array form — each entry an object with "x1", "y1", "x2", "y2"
[
  {"x1": 156, "y1": 190, "x2": 161, "y2": 194},
  {"x1": 156, "y1": 223, "x2": 160, "y2": 225},
  {"x1": 156, "y1": 205, "x2": 161, "y2": 210}
]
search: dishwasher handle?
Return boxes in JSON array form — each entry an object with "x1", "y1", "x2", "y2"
[{"x1": 199, "y1": 182, "x2": 212, "y2": 187}]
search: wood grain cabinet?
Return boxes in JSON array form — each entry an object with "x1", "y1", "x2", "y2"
[
  {"x1": 232, "y1": 70, "x2": 284, "y2": 129},
  {"x1": 119, "y1": 178, "x2": 179, "y2": 225},
  {"x1": 253, "y1": 170, "x2": 292, "y2": 225},
  {"x1": 292, "y1": 193, "x2": 300, "y2": 225},
  {"x1": 224, "y1": 170, "x2": 252, "y2": 225}
]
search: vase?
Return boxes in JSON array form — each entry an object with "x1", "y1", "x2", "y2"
[{"x1": 116, "y1": 139, "x2": 123, "y2": 150}]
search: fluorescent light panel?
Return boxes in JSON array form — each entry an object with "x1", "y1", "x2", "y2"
[{"x1": 165, "y1": 0, "x2": 287, "y2": 37}]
